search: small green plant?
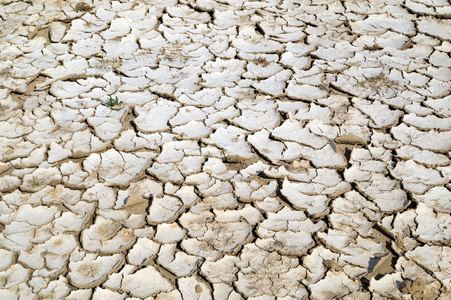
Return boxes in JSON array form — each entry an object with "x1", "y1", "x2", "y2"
[
  {"x1": 33, "y1": 181, "x2": 39, "y2": 187},
  {"x1": 75, "y1": 2, "x2": 94, "y2": 12},
  {"x1": 104, "y1": 95, "x2": 123, "y2": 107}
]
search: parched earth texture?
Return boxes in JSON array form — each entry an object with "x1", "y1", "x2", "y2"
[{"x1": 0, "y1": 0, "x2": 451, "y2": 299}]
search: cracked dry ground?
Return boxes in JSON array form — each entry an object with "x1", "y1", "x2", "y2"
[{"x1": 1, "y1": 0, "x2": 451, "y2": 299}]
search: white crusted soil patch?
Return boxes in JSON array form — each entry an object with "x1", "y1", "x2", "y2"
[{"x1": 2, "y1": 0, "x2": 451, "y2": 299}]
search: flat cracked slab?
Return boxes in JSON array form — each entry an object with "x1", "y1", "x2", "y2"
[{"x1": 0, "y1": 0, "x2": 450, "y2": 299}]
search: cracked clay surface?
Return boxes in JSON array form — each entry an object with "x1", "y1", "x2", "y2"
[{"x1": 0, "y1": 0, "x2": 450, "y2": 299}]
